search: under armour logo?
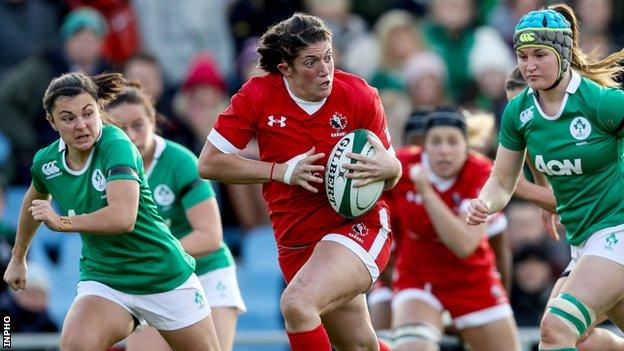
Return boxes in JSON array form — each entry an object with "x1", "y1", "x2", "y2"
[{"x1": 268, "y1": 115, "x2": 287, "y2": 127}]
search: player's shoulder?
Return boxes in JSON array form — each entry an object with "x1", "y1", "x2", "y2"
[
  {"x1": 333, "y1": 70, "x2": 376, "y2": 97},
  {"x1": 463, "y1": 151, "x2": 493, "y2": 177},
  {"x1": 161, "y1": 138, "x2": 199, "y2": 164},
  {"x1": 98, "y1": 124, "x2": 132, "y2": 145},
  {"x1": 33, "y1": 140, "x2": 61, "y2": 168},
  {"x1": 239, "y1": 73, "x2": 282, "y2": 97},
  {"x1": 395, "y1": 145, "x2": 422, "y2": 164}
]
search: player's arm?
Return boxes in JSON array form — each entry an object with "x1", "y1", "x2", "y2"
[
  {"x1": 514, "y1": 152, "x2": 557, "y2": 212},
  {"x1": 488, "y1": 231, "x2": 512, "y2": 291},
  {"x1": 413, "y1": 168, "x2": 485, "y2": 258},
  {"x1": 477, "y1": 145, "x2": 525, "y2": 215},
  {"x1": 32, "y1": 179, "x2": 140, "y2": 234},
  {"x1": 178, "y1": 198, "x2": 222, "y2": 258},
  {"x1": 4, "y1": 184, "x2": 49, "y2": 290},
  {"x1": 198, "y1": 140, "x2": 325, "y2": 193}
]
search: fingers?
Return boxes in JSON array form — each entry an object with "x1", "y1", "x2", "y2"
[
  {"x1": 305, "y1": 147, "x2": 316, "y2": 156},
  {"x1": 367, "y1": 134, "x2": 384, "y2": 150},
  {"x1": 300, "y1": 180, "x2": 319, "y2": 193},
  {"x1": 306, "y1": 152, "x2": 326, "y2": 164},
  {"x1": 466, "y1": 199, "x2": 489, "y2": 225}
]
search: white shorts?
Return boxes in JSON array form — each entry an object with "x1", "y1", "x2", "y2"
[
  {"x1": 75, "y1": 274, "x2": 211, "y2": 331},
  {"x1": 563, "y1": 227, "x2": 624, "y2": 276},
  {"x1": 198, "y1": 266, "x2": 246, "y2": 313}
]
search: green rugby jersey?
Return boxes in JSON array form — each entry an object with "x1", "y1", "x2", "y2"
[
  {"x1": 500, "y1": 71, "x2": 624, "y2": 245},
  {"x1": 147, "y1": 136, "x2": 234, "y2": 275},
  {"x1": 31, "y1": 125, "x2": 195, "y2": 294}
]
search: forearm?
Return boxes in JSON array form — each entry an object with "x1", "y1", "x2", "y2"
[
  {"x1": 489, "y1": 234, "x2": 512, "y2": 292},
  {"x1": 63, "y1": 205, "x2": 136, "y2": 235},
  {"x1": 383, "y1": 158, "x2": 402, "y2": 191},
  {"x1": 421, "y1": 187, "x2": 482, "y2": 258},
  {"x1": 514, "y1": 180, "x2": 557, "y2": 212},
  {"x1": 178, "y1": 230, "x2": 222, "y2": 258},
  {"x1": 479, "y1": 174, "x2": 516, "y2": 214},
  {"x1": 200, "y1": 152, "x2": 274, "y2": 184},
  {"x1": 13, "y1": 192, "x2": 45, "y2": 260}
]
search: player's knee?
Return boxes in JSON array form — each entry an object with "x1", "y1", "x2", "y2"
[
  {"x1": 393, "y1": 323, "x2": 441, "y2": 351},
  {"x1": 541, "y1": 293, "x2": 596, "y2": 345},
  {"x1": 60, "y1": 329, "x2": 102, "y2": 351},
  {"x1": 280, "y1": 287, "x2": 317, "y2": 324}
]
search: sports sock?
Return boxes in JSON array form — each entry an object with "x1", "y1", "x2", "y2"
[
  {"x1": 287, "y1": 323, "x2": 332, "y2": 351},
  {"x1": 378, "y1": 339, "x2": 392, "y2": 351}
]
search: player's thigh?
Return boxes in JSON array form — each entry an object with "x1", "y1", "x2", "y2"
[
  {"x1": 285, "y1": 240, "x2": 373, "y2": 315},
  {"x1": 158, "y1": 315, "x2": 220, "y2": 351},
  {"x1": 459, "y1": 317, "x2": 521, "y2": 351},
  {"x1": 606, "y1": 296, "x2": 624, "y2": 330},
  {"x1": 549, "y1": 276, "x2": 568, "y2": 300},
  {"x1": 125, "y1": 327, "x2": 171, "y2": 351},
  {"x1": 560, "y1": 255, "x2": 624, "y2": 316},
  {"x1": 61, "y1": 295, "x2": 135, "y2": 349},
  {"x1": 211, "y1": 307, "x2": 238, "y2": 351},
  {"x1": 322, "y1": 294, "x2": 377, "y2": 349}
]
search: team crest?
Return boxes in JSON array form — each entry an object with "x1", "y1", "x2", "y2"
[
  {"x1": 330, "y1": 113, "x2": 348, "y2": 137},
  {"x1": 519, "y1": 107, "x2": 533, "y2": 124},
  {"x1": 153, "y1": 184, "x2": 175, "y2": 206},
  {"x1": 570, "y1": 116, "x2": 591, "y2": 140},
  {"x1": 352, "y1": 223, "x2": 369, "y2": 237},
  {"x1": 92, "y1": 169, "x2": 106, "y2": 192},
  {"x1": 42, "y1": 160, "x2": 61, "y2": 179}
]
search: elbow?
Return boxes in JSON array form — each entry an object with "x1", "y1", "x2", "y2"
[
  {"x1": 455, "y1": 242, "x2": 479, "y2": 259},
  {"x1": 198, "y1": 161, "x2": 214, "y2": 180},
  {"x1": 120, "y1": 212, "x2": 137, "y2": 233}
]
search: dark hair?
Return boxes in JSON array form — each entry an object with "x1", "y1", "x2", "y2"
[
  {"x1": 505, "y1": 67, "x2": 527, "y2": 92},
  {"x1": 257, "y1": 13, "x2": 332, "y2": 73},
  {"x1": 423, "y1": 107, "x2": 467, "y2": 136},
  {"x1": 107, "y1": 81, "x2": 157, "y2": 125},
  {"x1": 43, "y1": 72, "x2": 125, "y2": 125},
  {"x1": 549, "y1": 3, "x2": 624, "y2": 87}
]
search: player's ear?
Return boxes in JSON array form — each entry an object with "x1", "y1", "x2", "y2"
[
  {"x1": 46, "y1": 114, "x2": 58, "y2": 131},
  {"x1": 277, "y1": 62, "x2": 292, "y2": 77}
]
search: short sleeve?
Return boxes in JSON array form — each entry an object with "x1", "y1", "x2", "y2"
[
  {"x1": 174, "y1": 152, "x2": 215, "y2": 210},
  {"x1": 596, "y1": 88, "x2": 624, "y2": 138},
  {"x1": 100, "y1": 139, "x2": 142, "y2": 183},
  {"x1": 209, "y1": 89, "x2": 258, "y2": 153},
  {"x1": 30, "y1": 165, "x2": 48, "y2": 194},
  {"x1": 498, "y1": 103, "x2": 526, "y2": 151},
  {"x1": 361, "y1": 88, "x2": 392, "y2": 150}
]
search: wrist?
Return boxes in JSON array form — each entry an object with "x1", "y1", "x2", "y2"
[
  {"x1": 11, "y1": 243, "x2": 28, "y2": 261},
  {"x1": 59, "y1": 216, "x2": 72, "y2": 232},
  {"x1": 274, "y1": 163, "x2": 286, "y2": 183}
]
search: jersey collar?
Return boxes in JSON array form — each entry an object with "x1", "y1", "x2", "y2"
[
  {"x1": 145, "y1": 135, "x2": 166, "y2": 178},
  {"x1": 528, "y1": 70, "x2": 581, "y2": 121},
  {"x1": 283, "y1": 76, "x2": 327, "y2": 115},
  {"x1": 58, "y1": 126, "x2": 104, "y2": 152}
]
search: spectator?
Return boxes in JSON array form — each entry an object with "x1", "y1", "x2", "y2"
[
  {"x1": 0, "y1": 6, "x2": 112, "y2": 186},
  {"x1": 0, "y1": 0, "x2": 61, "y2": 80}
]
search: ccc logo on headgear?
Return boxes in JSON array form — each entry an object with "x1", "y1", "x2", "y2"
[{"x1": 519, "y1": 32, "x2": 535, "y2": 43}]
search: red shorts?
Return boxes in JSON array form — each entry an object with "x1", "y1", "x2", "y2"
[
  {"x1": 277, "y1": 206, "x2": 392, "y2": 284},
  {"x1": 393, "y1": 269, "x2": 511, "y2": 329}
]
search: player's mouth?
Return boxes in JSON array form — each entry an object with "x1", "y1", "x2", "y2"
[
  {"x1": 319, "y1": 80, "x2": 331, "y2": 88},
  {"x1": 75, "y1": 134, "x2": 90, "y2": 142}
]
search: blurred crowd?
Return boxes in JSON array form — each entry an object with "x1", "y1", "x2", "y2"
[{"x1": 0, "y1": 0, "x2": 622, "y2": 338}]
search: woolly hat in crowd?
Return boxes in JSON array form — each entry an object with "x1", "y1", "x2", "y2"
[
  {"x1": 403, "y1": 51, "x2": 447, "y2": 86},
  {"x1": 60, "y1": 7, "x2": 108, "y2": 42},
  {"x1": 469, "y1": 27, "x2": 515, "y2": 78},
  {"x1": 182, "y1": 52, "x2": 227, "y2": 93}
]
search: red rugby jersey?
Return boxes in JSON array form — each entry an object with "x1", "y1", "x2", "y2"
[{"x1": 209, "y1": 70, "x2": 391, "y2": 246}]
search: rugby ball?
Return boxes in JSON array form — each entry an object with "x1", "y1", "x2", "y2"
[{"x1": 325, "y1": 129, "x2": 385, "y2": 218}]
